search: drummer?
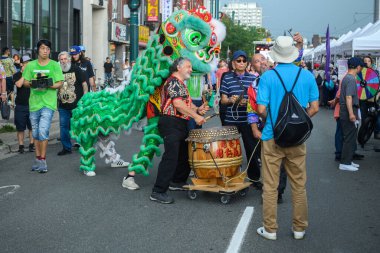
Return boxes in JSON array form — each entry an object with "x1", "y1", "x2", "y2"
[
  {"x1": 150, "y1": 57, "x2": 209, "y2": 204},
  {"x1": 220, "y1": 50, "x2": 262, "y2": 189}
]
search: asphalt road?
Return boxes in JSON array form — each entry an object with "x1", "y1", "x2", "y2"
[{"x1": 0, "y1": 109, "x2": 379, "y2": 253}]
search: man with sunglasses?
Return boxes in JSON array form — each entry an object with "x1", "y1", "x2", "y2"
[{"x1": 220, "y1": 50, "x2": 261, "y2": 189}]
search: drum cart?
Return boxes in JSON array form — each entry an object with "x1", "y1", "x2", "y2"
[
  {"x1": 184, "y1": 126, "x2": 252, "y2": 204},
  {"x1": 184, "y1": 172, "x2": 251, "y2": 204}
]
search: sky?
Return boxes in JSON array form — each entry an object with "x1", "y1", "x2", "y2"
[{"x1": 219, "y1": 0, "x2": 375, "y2": 43}]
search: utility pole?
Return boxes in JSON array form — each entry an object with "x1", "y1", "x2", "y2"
[{"x1": 128, "y1": 0, "x2": 141, "y2": 61}]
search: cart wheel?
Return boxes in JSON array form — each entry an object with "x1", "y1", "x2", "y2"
[
  {"x1": 220, "y1": 195, "x2": 231, "y2": 204},
  {"x1": 239, "y1": 188, "x2": 249, "y2": 197},
  {"x1": 188, "y1": 190, "x2": 198, "y2": 200}
]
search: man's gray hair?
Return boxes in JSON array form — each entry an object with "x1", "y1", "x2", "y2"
[
  {"x1": 169, "y1": 57, "x2": 191, "y2": 74},
  {"x1": 58, "y1": 51, "x2": 71, "y2": 60}
]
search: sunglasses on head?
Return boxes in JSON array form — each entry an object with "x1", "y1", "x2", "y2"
[{"x1": 236, "y1": 59, "x2": 247, "y2": 63}]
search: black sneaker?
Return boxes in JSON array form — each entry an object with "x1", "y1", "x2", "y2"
[
  {"x1": 169, "y1": 182, "x2": 187, "y2": 191},
  {"x1": 150, "y1": 192, "x2": 174, "y2": 204},
  {"x1": 29, "y1": 143, "x2": 35, "y2": 152},
  {"x1": 18, "y1": 145, "x2": 24, "y2": 154},
  {"x1": 57, "y1": 149, "x2": 72, "y2": 156},
  {"x1": 73, "y1": 143, "x2": 81, "y2": 148},
  {"x1": 252, "y1": 181, "x2": 263, "y2": 190}
]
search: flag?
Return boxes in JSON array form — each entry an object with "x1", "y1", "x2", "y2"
[{"x1": 324, "y1": 24, "x2": 331, "y2": 83}]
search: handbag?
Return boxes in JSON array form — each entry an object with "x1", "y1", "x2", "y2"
[{"x1": 1, "y1": 101, "x2": 11, "y2": 120}]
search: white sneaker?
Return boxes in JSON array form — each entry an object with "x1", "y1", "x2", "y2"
[
  {"x1": 257, "y1": 227, "x2": 277, "y2": 240},
  {"x1": 339, "y1": 164, "x2": 359, "y2": 172},
  {"x1": 111, "y1": 160, "x2": 130, "y2": 168},
  {"x1": 83, "y1": 170, "x2": 96, "y2": 176},
  {"x1": 122, "y1": 176, "x2": 140, "y2": 190},
  {"x1": 292, "y1": 229, "x2": 306, "y2": 240},
  {"x1": 351, "y1": 162, "x2": 360, "y2": 168}
]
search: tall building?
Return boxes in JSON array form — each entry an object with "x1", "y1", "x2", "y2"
[
  {"x1": 221, "y1": 2, "x2": 262, "y2": 27},
  {"x1": 375, "y1": 0, "x2": 380, "y2": 22},
  {"x1": 0, "y1": 0, "x2": 79, "y2": 58}
]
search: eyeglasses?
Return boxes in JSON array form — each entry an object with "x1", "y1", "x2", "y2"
[{"x1": 236, "y1": 59, "x2": 247, "y2": 63}]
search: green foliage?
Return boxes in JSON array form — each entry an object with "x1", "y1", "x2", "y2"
[
  {"x1": 220, "y1": 16, "x2": 269, "y2": 60},
  {"x1": 0, "y1": 125, "x2": 16, "y2": 133}
]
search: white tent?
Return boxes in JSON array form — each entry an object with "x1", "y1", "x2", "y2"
[{"x1": 339, "y1": 20, "x2": 380, "y2": 56}]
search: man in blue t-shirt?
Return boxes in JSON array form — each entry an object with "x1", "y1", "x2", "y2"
[
  {"x1": 255, "y1": 36, "x2": 319, "y2": 241},
  {"x1": 220, "y1": 50, "x2": 261, "y2": 188}
]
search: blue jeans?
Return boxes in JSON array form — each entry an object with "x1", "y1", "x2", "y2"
[
  {"x1": 187, "y1": 99, "x2": 203, "y2": 130},
  {"x1": 104, "y1": 72, "x2": 112, "y2": 81},
  {"x1": 29, "y1": 107, "x2": 54, "y2": 141},
  {"x1": 59, "y1": 108, "x2": 72, "y2": 151}
]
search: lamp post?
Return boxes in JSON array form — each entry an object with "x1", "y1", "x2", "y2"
[{"x1": 128, "y1": 0, "x2": 141, "y2": 61}]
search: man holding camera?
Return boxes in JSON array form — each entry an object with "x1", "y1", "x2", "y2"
[{"x1": 22, "y1": 39, "x2": 64, "y2": 173}]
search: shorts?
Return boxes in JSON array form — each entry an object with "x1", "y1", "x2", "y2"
[
  {"x1": 6, "y1": 77, "x2": 13, "y2": 93},
  {"x1": 14, "y1": 105, "x2": 32, "y2": 131},
  {"x1": 29, "y1": 107, "x2": 54, "y2": 141}
]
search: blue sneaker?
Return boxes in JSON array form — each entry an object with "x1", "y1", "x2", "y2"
[
  {"x1": 38, "y1": 160, "x2": 48, "y2": 173},
  {"x1": 31, "y1": 159, "x2": 41, "y2": 171}
]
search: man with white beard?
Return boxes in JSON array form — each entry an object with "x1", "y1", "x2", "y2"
[{"x1": 57, "y1": 51, "x2": 87, "y2": 155}]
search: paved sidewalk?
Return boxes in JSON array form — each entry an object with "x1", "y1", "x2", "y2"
[{"x1": 0, "y1": 109, "x2": 60, "y2": 160}]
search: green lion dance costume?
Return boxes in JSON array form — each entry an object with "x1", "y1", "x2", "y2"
[{"x1": 70, "y1": 7, "x2": 226, "y2": 176}]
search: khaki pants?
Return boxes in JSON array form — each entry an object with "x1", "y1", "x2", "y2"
[{"x1": 261, "y1": 139, "x2": 308, "y2": 233}]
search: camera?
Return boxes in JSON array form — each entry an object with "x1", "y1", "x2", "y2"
[{"x1": 31, "y1": 73, "x2": 53, "y2": 89}]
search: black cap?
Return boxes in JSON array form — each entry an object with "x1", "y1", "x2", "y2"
[{"x1": 347, "y1": 57, "x2": 365, "y2": 69}]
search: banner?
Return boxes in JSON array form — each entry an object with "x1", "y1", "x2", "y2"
[
  {"x1": 162, "y1": 0, "x2": 173, "y2": 22},
  {"x1": 109, "y1": 22, "x2": 128, "y2": 43},
  {"x1": 147, "y1": 0, "x2": 159, "y2": 22},
  {"x1": 139, "y1": 25, "x2": 150, "y2": 46},
  {"x1": 337, "y1": 59, "x2": 348, "y2": 81},
  {"x1": 324, "y1": 25, "x2": 331, "y2": 83}
]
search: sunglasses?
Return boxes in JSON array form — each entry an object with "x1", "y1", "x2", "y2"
[{"x1": 236, "y1": 59, "x2": 247, "y2": 63}]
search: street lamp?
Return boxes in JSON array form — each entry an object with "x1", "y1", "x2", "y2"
[{"x1": 128, "y1": 0, "x2": 141, "y2": 62}]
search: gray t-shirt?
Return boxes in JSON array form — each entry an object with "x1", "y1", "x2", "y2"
[{"x1": 339, "y1": 74, "x2": 359, "y2": 120}]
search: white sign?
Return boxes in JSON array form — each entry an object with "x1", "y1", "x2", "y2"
[
  {"x1": 109, "y1": 22, "x2": 128, "y2": 43},
  {"x1": 337, "y1": 59, "x2": 348, "y2": 81},
  {"x1": 161, "y1": 0, "x2": 173, "y2": 22}
]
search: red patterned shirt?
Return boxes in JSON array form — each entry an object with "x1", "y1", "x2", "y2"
[{"x1": 161, "y1": 75, "x2": 192, "y2": 120}]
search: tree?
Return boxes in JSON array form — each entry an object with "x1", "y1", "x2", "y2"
[{"x1": 219, "y1": 16, "x2": 269, "y2": 60}]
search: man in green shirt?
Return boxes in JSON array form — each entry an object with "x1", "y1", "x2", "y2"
[{"x1": 22, "y1": 39, "x2": 64, "y2": 173}]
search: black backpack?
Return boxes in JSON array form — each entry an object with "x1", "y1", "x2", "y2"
[{"x1": 268, "y1": 68, "x2": 313, "y2": 147}]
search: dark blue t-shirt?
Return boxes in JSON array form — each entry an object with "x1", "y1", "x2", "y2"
[{"x1": 220, "y1": 72, "x2": 257, "y2": 125}]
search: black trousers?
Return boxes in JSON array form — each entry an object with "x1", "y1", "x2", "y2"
[
  {"x1": 152, "y1": 116, "x2": 191, "y2": 193},
  {"x1": 340, "y1": 119, "x2": 357, "y2": 165},
  {"x1": 225, "y1": 123, "x2": 261, "y2": 181}
]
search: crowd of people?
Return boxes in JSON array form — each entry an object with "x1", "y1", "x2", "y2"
[{"x1": 0, "y1": 32, "x2": 379, "y2": 242}]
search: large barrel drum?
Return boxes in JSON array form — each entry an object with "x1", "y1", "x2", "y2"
[{"x1": 186, "y1": 126, "x2": 242, "y2": 179}]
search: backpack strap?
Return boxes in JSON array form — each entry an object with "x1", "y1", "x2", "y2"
[
  {"x1": 272, "y1": 67, "x2": 302, "y2": 93},
  {"x1": 267, "y1": 67, "x2": 302, "y2": 138}
]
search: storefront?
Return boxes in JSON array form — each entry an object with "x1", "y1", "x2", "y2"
[
  {"x1": 108, "y1": 21, "x2": 129, "y2": 78},
  {"x1": 0, "y1": 0, "x2": 77, "y2": 59}
]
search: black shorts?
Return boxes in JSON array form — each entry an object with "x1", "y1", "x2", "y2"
[
  {"x1": 6, "y1": 77, "x2": 13, "y2": 93},
  {"x1": 14, "y1": 105, "x2": 32, "y2": 131}
]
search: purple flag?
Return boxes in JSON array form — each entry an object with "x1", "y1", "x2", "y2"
[{"x1": 325, "y1": 25, "x2": 331, "y2": 83}]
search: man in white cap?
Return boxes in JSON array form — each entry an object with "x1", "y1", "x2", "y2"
[{"x1": 256, "y1": 36, "x2": 319, "y2": 240}]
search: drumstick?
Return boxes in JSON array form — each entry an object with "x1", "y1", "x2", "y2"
[{"x1": 204, "y1": 113, "x2": 219, "y2": 120}]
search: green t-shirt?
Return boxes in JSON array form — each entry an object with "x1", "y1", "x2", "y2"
[{"x1": 23, "y1": 59, "x2": 64, "y2": 112}]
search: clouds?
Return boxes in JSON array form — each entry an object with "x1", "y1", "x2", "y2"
[{"x1": 219, "y1": 0, "x2": 374, "y2": 41}]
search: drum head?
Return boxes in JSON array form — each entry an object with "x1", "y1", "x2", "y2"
[{"x1": 186, "y1": 126, "x2": 241, "y2": 143}]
